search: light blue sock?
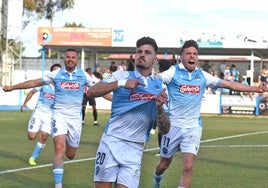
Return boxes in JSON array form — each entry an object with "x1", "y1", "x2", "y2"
[
  {"x1": 53, "y1": 166, "x2": 64, "y2": 185},
  {"x1": 31, "y1": 142, "x2": 45, "y2": 159},
  {"x1": 153, "y1": 172, "x2": 164, "y2": 184}
]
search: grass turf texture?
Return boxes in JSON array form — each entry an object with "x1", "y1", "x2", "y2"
[{"x1": 1, "y1": 111, "x2": 268, "y2": 187}]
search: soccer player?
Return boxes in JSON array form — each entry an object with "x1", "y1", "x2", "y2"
[
  {"x1": 150, "y1": 59, "x2": 171, "y2": 153},
  {"x1": 3, "y1": 49, "x2": 94, "y2": 188},
  {"x1": 82, "y1": 67, "x2": 101, "y2": 126},
  {"x1": 21, "y1": 63, "x2": 61, "y2": 166},
  {"x1": 152, "y1": 40, "x2": 267, "y2": 188},
  {"x1": 87, "y1": 36, "x2": 170, "y2": 188}
]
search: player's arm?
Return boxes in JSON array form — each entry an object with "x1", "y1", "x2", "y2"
[
  {"x1": 220, "y1": 79, "x2": 267, "y2": 93},
  {"x1": 103, "y1": 93, "x2": 113, "y2": 101},
  {"x1": 155, "y1": 89, "x2": 170, "y2": 134},
  {"x1": 156, "y1": 106, "x2": 170, "y2": 134},
  {"x1": 3, "y1": 78, "x2": 44, "y2": 92},
  {"x1": 87, "y1": 79, "x2": 145, "y2": 98},
  {"x1": 21, "y1": 89, "x2": 37, "y2": 112}
]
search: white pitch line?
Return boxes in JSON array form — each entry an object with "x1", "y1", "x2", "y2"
[
  {"x1": 201, "y1": 131, "x2": 268, "y2": 143},
  {"x1": 0, "y1": 157, "x2": 96, "y2": 174},
  {"x1": 1, "y1": 131, "x2": 268, "y2": 175},
  {"x1": 201, "y1": 145, "x2": 268, "y2": 148}
]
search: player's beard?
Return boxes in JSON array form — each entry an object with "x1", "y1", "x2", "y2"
[{"x1": 136, "y1": 64, "x2": 146, "y2": 69}]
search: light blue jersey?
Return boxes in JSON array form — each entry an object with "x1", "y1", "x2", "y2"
[
  {"x1": 28, "y1": 84, "x2": 55, "y2": 134},
  {"x1": 43, "y1": 67, "x2": 93, "y2": 116},
  {"x1": 103, "y1": 70, "x2": 163, "y2": 143},
  {"x1": 160, "y1": 63, "x2": 222, "y2": 128},
  {"x1": 34, "y1": 84, "x2": 55, "y2": 110}
]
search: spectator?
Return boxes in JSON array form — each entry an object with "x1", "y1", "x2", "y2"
[
  {"x1": 109, "y1": 61, "x2": 117, "y2": 72},
  {"x1": 231, "y1": 64, "x2": 240, "y2": 82},
  {"x1": 127, "y1": 55, "x2": 135, "y2": 71},
  {"x1": 219, "y1": 61, "x2": 226, "y2": 79},
  {"x1": 117, "y1": 60, "x2": 127, "y2": 71},
  {"x1": 260, "y1": 65, "x2": 268, "y2": 82},
  {"x1": 82, "y1": 68, "x2": 101, "y2": 126}
]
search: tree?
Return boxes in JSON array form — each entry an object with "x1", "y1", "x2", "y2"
[{"x1": 23, "y1": 0, "x2": 75, "y2": 28}]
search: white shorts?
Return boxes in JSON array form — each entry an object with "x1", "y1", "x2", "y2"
[
  {"x1": 160, "y1": 126, "x2": 202, "y2": 158},
  {"x1": 94, "y1": 134, "x2": 144, "y2": 188},
  {"x1": 51, "y1": 111, "x2": 82, "y2": 148},
  {"x1": 28, "y1": 107, "x2": 52, "y2": 134}
]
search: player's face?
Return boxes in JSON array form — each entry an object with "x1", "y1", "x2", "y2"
[
  {"x1": 134, "y1": 44, "x2": 157, "y2": 71},
  {"x1": 64, "y1": 51, "x2": 78, "y2": 72},
  {"x1": 180, "y1": 46, "x2": 198, "y2": 72}
]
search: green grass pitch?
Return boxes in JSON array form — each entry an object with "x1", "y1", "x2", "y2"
[{"x1": 1, "y1": 111, "x2": 268, "y2": 187}]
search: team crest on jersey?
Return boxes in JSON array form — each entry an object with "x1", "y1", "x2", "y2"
[
  {"x1": 129, "y1": 92, "x2": 157, "y2": 101},
  {"x1": 195, "y1": 74, "x2": 200, "y2": 80},
  {"x1": 77, "y1": 76, "x2": 83, "y2": 80},
  {"x1": 179, "y1": 85, "x2": 200, "y2": 94},
  {"x1": 60, "y1": 82, "x2": 80, "y2": 90}
]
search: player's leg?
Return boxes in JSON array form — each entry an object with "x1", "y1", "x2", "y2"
[
  {"x1": 27, "y1": 112, "x2": 42, "y2": 165},
  {"x1": 92, "y1": 104, "x2": 98, "y2": 125},
  {"x1": 150, "y1": 121, "x2": 157, "y2": 134},
  {"x1": 51, "y1": 112, "x2": 70, "y2": 188},
  {"x1": 28, "y1": 131, "x2": 49, "y2": 165},
  {"x1": 178, "y1": 127, "x2": 201, "y2": 188},
  {"x1": 179, "y1": 153, "x2": 195, "y2": 188},
  {"x1": 29, "y1": 112, "x2": 52, "y2": 165},
  {"x1": 81, "y1": 94, "x2": 88, "y2": 125},
  {"x1": 81, "y1": 105, "x2": 86, "y2": 125},
  {"x1": 89, "y1": 97, "x2": 98, "y2": 126},
  {"x1": 153, "y1": 126, "x2": 180, "y2": 188},
  {"x1": 153, "y1": 157, "x2": 172, "y2": 188},
  {"x1": 52, "y1": 134, "x2": 66, "y2": 188}
]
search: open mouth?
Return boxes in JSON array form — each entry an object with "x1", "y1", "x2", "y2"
[{"x1": 189, "y1": 60, "x2": 195, "y2": 65}]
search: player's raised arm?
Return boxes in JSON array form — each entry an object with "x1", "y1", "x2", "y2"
[
  {"x1": 87, "y1": 79, "x2": 145, "y2": 98},
  {"x1": 3, "y1": 78, "x2": 44, "y2": 92}
]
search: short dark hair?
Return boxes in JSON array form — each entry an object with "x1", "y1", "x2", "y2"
[
  {"x1": 50, "y1": 63, "x2": 61, "y2": 72},
  {"x1": 85, "y1": 67, "x2": 91, "y2": 72},
  {"x1": 180, "y1": 40, "x2": 198, "y2": 55},
  {"x1": 136, "y1": 37, "x2": 158, "y2": 53},
  {"x1": 158, "y1": 59, "x2": 171, "y2": 72},
  {"x1": 65, "y1": 48, "x2": 78, "y2": 54}
]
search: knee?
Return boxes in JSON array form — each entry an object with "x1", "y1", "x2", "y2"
[
  {"x1": 28, "y1": 133, "x2": 37, "y2": 140},
  {"x1": 183, "y1": 161, "x2": 194, "y2": 172},
  {"x1": 156, "y1": 159, "x2": 171, "y2": 174},
  {"x1": 160, "y1": 161, "x2": 170, "y2": 171},
  {"x1": 66, "y1": 154, "x2": 75, "y2": 160}
]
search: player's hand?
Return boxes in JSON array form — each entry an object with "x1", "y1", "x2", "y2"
[
  {"x1": 124, "y1": 79, "x2": 145, "y2": 89},
  {"x1": 2, "y1": 85, "x2": 12, "y2": 92},
  {"x1": 259, "y1": 82, "x2": 268, "y2": 92},
  {"x1": 156, "y1": 89, "x2": 168, "y2": 108}
]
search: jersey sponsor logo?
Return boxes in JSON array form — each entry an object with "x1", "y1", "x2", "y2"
[
  {"x1": 60, "y1": 82, "x2": 80, "y2": 90},
  {"x1": 129, "y1": 92, "x2": 157, "y2": 101},
  {"x1": 179, "y1": 85, "x2": 200, "y2": 94},
  {"x1": 43, "y1": 92, "x2": 55, "y2": 99}
]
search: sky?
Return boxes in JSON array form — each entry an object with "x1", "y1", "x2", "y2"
[{"x1": 12, "y1": 0, "x2": 268, "y2": 57}]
